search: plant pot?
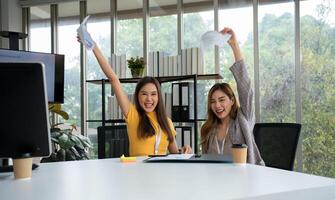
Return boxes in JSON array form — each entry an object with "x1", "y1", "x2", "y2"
[{"x1": 130, "y1": 68, "x2": 144, "y2": 78}]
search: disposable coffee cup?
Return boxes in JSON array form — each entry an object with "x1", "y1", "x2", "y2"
[
  {"x1": 13, "y1": 157, "x2": 33, "y2": 179},
  {"x1": 232, "y1": 144, "x2": 248, "y2": 164}
]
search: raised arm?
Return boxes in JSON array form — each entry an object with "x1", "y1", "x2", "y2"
[
  {"x1": 220, "y1": 28, "x2": 254, "y2": 121},
  {"x1": 91, "y1": 45, "x2": 130, "y2": 117},
  {"x1": 77, "y1": 30, "x2": 130, "y2": 117}
]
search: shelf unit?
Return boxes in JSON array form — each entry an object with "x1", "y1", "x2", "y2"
[{"x1": 87, "y1": 74, "x2": 222, "y2": 154}]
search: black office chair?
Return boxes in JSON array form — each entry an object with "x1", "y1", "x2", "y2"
[
  {"x1": 253, "y1": 123, "x2": 301, "y2": 171},
  {"x1": 97, "y1": 125, "x2": 129, "y2": 159}
]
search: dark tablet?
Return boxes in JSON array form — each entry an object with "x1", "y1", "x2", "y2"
[{"x1": 144, "y1": 154, "x2": 233, "y2": 163}]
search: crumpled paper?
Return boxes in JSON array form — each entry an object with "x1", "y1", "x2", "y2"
[{"x1": 200, "y1": 31, "x2": 231, "y2": 50}]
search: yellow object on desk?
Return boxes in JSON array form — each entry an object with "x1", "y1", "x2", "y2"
[{"x1": 120, "y1": 154, "x2": 136, "y2": 163}]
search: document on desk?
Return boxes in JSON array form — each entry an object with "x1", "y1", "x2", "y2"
[{"x1": 146, "y1": 154, "x2": 194, "y2": 162}]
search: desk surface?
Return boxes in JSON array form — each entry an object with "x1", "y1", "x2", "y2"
[{"x1": 0, "y1": 158, "x2": 335, "y2": 200}]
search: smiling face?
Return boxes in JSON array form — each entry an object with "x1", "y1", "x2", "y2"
[
  {"x1": 210, "y1": 89, "x2": 234, "y2": 120},
  {"x1": 137, "y1": 83, "x2": 159, "y2": 113}
]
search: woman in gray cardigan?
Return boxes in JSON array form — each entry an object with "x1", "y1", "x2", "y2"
[{"x1": 201, "y1": 28, "x2": 264, "y2": 165}]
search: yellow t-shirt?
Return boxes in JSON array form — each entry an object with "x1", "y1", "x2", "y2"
[{"x1": 124, "y1": 104, "x2": 176, "y2": 156}]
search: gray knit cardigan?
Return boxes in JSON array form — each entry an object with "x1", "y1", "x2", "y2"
[{"x1": 205, "y1": 60, "x2": 265, "y2": 165}]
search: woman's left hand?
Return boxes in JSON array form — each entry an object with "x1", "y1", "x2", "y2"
[
  {"x1": 219, "y1": 27, "x2": 237, "y2": 47},
  {"x1": 219, "y1": 27, "x2": 242, "y2": 62}
]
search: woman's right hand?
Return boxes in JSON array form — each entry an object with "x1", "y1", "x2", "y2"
[
  {"x1": 77, "y1": 19, "x2": 95, "y2": 50},
  {"x1": 219, "y1": 27, "x2": 237, "y2": 48},
  {"x1": 76, "y1": 33, "x2": 96, "y2": 50},
  {"x1": 76, "y1": 35, "x2": 83, "y2": 44},
  {"x1": 180, "y1": 145, "x2": 193, "y2": 154}
]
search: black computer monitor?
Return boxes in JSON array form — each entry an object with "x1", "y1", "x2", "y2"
[
  {"x1": 0, "y1": 48, "x2": 64, "y2": 103},
  {"x1": 0, "y1": 62, "x2": 51, "y2": 160}
]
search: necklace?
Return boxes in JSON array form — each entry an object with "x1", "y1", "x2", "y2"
[{"x1": 216, "y1": 125, "x2": 229, "y2": 154}]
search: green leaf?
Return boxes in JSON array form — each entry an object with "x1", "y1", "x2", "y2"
[
  {"x1": 75, "y1": 134, "x2": 93, "y2": 148},
  {"x1": 57, "y1": 133, "x2": 73, "y2": 149},
  {"x1": 127, "y1": 56, "x2": 145, "y2": 69},
  {"x1": 51, "y1": 131, "x2": 62, "y2": 138},
  {"x1": 49, "y1": 103, "x2": 69, "y2": 120},
  {"x1": 51, "y1": 137, "x2": 59, "y2": 143},
  {"x1": 70, "y1": 135, "x2": 85, "y2": 149}
]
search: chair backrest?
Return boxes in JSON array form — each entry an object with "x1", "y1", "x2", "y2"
[
  {"x1": 253, "y1": 123, "x2": 301, "y2": 171},
  {"x1": 97, "y1": 125, "x2": 129, "y2": 159}
]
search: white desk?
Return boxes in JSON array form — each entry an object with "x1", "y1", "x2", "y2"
[{"x1": 0, "y1": 158, "x2": 335, "y2": 200}]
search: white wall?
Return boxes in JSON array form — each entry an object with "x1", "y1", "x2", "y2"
[{"x1": 0, "y1": 0, "x2": 22, "y2": 49}]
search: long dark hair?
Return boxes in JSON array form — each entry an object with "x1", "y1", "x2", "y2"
[
  {"x1": 201, "y1": 83, "x2": 239, "y2": 152},
  {"x1": 134, "y1": 76, "x2": 174, "y2": 143}
]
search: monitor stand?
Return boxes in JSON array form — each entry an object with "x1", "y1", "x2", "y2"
[{"x1": 0, "y1": 31, "x2": 28, "y2": 50}]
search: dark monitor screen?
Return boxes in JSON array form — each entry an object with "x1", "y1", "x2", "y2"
[
  {"x1": 0, "y1": 62, "x2": 51, "y2": 158},
  {"x1": 0, "y1": 48, "x2": 64, "y2": 103}
]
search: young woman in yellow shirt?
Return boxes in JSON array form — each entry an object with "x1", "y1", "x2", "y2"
[{"x1": 78, "y1": 31, "x2": 192, "y2": 156}]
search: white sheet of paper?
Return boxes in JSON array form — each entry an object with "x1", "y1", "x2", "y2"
[{"x1": 77, "y1": 15, "x2": 95, "y2": 50}]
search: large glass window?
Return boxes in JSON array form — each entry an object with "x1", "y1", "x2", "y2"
[
  {"x1": 117, "y1": 0, "x2": 143, "y2": 58},
  {"x1": 87, "y1": 0, "x2": 111, "y2": 80},
  {"x1": 148, "y1": 1, "x2": 177, "y2": 99},
  {"x1": 58, "y1": 2, "x2": 81, "y2": 128},
  {"x1": 29, "y1": 5, "x2": 51, "y2": 52},
  {"x1": 116, "y1": 0, "x2": 143, "y2": 94},
  {"x1": 184, "y1": 9, "x2": 214, "y2": 74},
  {"x1": 149, "y1": 0, "x2": 177, "y2": 55},
  {"x1": 86, "y1": 0, "x2": 112, "y2": 158},
  {"x1": 300, "y1": 0, "x2": 335, "y2": 178},
  {"x1": 26, "y1": 1, "x2": 335, "y2": 174},
  {"x1": 183, "y1": 1, "x2": 214, "y2": 144},
  {"x1": 117, "y1": 18, "x2": 143, "y2": 58},
  {"x1": 258, "y1": 1, "x2": 295, "y2": 122},
  {"x1": 219, "y1": 0, "x2": 254, "y2": 85}
]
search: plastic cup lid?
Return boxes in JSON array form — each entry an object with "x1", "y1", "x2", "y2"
[{"x1": 232, "y1": 144, "x2": 248, "y2": 148}]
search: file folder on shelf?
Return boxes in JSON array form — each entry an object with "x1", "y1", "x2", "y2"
[
  {"x1": 172, "y1": 83, "x2": 181, "y2": 121},
  {"x1": 180, "y1": 82, "x2": 191, "y2": 120},
  {"x1": 175, "y1": 126, "x2": 193, "y2": 148},
  {"x1": 172, "y1": 82, "x2": 194, "y2": 121}
]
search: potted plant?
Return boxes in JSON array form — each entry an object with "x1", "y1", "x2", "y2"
[
  {"x1": 41, "y1": 104, "x2": 93, "y2": 162},
  {"x1": 127, "y1": 56, "x2": 145, "y2": 78}
]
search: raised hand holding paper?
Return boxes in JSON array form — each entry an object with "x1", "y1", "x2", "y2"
[
  {"x1": 200, "y1": 31, "x2": 231, "y2": 50},
  {"x1": 77, "y1": 15, "x2": 95, "y2": 50}
]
